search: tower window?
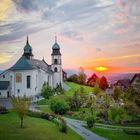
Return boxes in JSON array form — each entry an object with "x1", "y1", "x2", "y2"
[
  {"x1": 27, "y1": 75, "x2": 31, "y2": 88},
  {"x1": 3, "y1": 75, "x2": 5, "y2": 78},
  {"x1": 54, "y1": 67, "x2": 58, "y2": 72},
  {"x1": 54, "y1": 59, "x2": 58, "y2": 64}
]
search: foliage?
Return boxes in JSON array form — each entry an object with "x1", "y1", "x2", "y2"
[
  {"x1": 87, "y1": 73, "x2": 99, "y2": 86},
  {"x1": 50, "y1": 98, "x2": 70, "y2": 114},
  {"x1": 99, "y1": 76, "x2": 108, "y2": 90},
  {"x1": 86, "y1": 96, "x2": 97, "y2": 116},
  {"x1": 123, "y1": 129, "x2": 140, "y2": 135},
  {"x1": 10, "y1": 95, "x2": 30, "y2": 128},
  {"x1": 93, "y1": 83, "x2": 103, "y2": 97},
  {"x1": 78, "y1": 67, "x2": 87, "y2": 85},
  {"x1": 0, "y1": 106, "x2": 8, "y2": 114},
  {"x1": 41, "y1": 82, "x2": 53, "y2": 99},
  {"x1": 108, "y1": 106, "x2": 125, "y2": 124},
  {"x1": 86, "y1": 116, "x2": 95, "y2": 128},
  {"x1": 58, "y1": 116, "x2": 67, "y2": 133},
  {"x1": 122, "y1": 87, "x2": 140, "y2": 115},
  {"x1": 69, "y1": 90, "x2": 82, "y2": 110},
  {"x1": 54, "y1": 83, "x2": 65, "y2": 95},
  {"x1": 67, "y1": 74, "x2": 79, "y2": 83},
  {"x1": 112, "y1": 86, "x2": 122, "y2": 102},
  {"x1": 28, "y1": 110, "x2": 42, "y2": 118}
]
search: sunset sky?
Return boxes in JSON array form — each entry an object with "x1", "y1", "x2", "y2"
[{"x1": 0, "y1": 0, "x2": 140, "y2": 73}]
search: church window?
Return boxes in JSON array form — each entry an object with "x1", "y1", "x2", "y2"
[
  {"x1": 54, "y1": 67, "x2": 57, "y2": 72},
  {"x1": 16, "y1": 73, "x2": 22, "y2": 83},
  {"x1": 27, "y1": 75, "x2": 31, "y2": 88},
  {"x1": 17, "y1": 89, "x2": 20, "y2": 93},
  {"x1": 3, "y1": 75, "x2": 5, "y2": 78},
  {"x1": 54, "y1": 59, "x2": 58, "y2": 64}
]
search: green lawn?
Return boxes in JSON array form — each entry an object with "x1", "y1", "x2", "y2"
[
  {"x1": 90, "y1": 127, "x2": 140, "y2": 140},
  {"x1": 34, "y1": 99, "x2": 49, "y2": 105},
  {"x1": 0, "y1": 111, "x2": 83, "y2": 140},
  {"x1": 65, "y1": 81, "x2": 93, "y2": 96}
]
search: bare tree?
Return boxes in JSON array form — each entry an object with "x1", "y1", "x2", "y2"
[{"x1": 10, "y1": 95, "x2": 31, "y2": 128}]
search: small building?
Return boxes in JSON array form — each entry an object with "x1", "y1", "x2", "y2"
[
  {"x1": 62, "y1": 70, "x2": 67, "y2": 81},
  {"x1": 115, "y1": 79, "x2": 131, "y2": 91},
  {"x1": 131, "y1": 74, "x2": 140, "y2": 92}
]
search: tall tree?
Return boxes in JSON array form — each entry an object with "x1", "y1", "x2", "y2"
[
  {"x1": 78, "y1": 67, "x2": 87, "y2": 85},
  {"x1": 41, "y1": 82, "x2": 53, "y2": 99},
  {"x1": 99, "y1": 76, "x2": 108, "y2": 90},
  {"x1": 10, "y1": 95, "x2": 30, "y2": 128},
  {"x1": 112, "y1": 86, "x2": 122, "y2": 103}
]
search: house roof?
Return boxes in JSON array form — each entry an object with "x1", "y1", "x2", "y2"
[
  {"x1": 0, "y1": 81, "x2": 10, "y2": 90},
  {"x1": 130, "y1": 74, "x2": 140, "y2": 84},
  {"x1": 10, "y1": 56, "x2": 53, "y2": 73},
  {"x1": 116, "y1": 79, "x2": 131, "y2": 88}
]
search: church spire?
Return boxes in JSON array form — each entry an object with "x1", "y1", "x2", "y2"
[
  {"x1": 23, "y1": 36, "x2": 33, "y2": 59},
  {"x1": 55, "y1": 33, "x2": 57, "y2": 43}
]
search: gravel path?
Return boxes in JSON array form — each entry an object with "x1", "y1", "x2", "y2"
[{"x1": 64, "y1": 118, "x2": 107, "y2": 140}]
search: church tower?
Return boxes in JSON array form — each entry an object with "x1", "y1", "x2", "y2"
[
  {"x1": 51, "y1": 35, "x2": 63, "y2": 88},
  {"x1": 23, "y1": 36, "x2": 33, "y2": 59}
]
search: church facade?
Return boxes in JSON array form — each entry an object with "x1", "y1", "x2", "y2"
[{"x1": 0, "y1": 37, "x2": 63, "y2": 98}]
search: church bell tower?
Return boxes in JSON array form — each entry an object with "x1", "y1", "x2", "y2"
[{"x1": 51, "y1": 35, "x2": 63, "y2": 88}]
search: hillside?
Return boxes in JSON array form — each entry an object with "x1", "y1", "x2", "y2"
[{"x1": 65, "y1": 81, "x2": 93, "y2": 96}]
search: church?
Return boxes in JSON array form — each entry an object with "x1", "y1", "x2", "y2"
[{"x1": 0, "y1": 36, "x2": 63, "y2": 98}]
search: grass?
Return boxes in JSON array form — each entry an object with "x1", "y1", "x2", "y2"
[
  {"x1": 64, "y1": 81, "x2": 93, "y2": 96},
  {"x1": 36, "y1": 106, "x2": 52, "y2": 113},
  {"x1": 0, "y1": 110, "x2": 83, "y2": 140},
  {"x1": 90, "y1": 127, "x2": 140, "y2": 140},
  {"x1": 34, "y1": 99, "x2": 49, "y2": 105}
]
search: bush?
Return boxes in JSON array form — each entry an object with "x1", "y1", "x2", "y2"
[
  {"x1": 86, "y1": 116, "x2": 95, "y2": 128},
  {"x1": 123, "y1": 129, "x2": 140, "y2": 135},
  {"x1": 58, "y1": 116, "x2": 67, "y2": 133},
  {"x1": 0, "y1": 106, "x2": 8, "y2": 114},
  {"x1": 41, "y1": 82, "x2": 53, "y2": 99},
  {"x1": 50, "y1": 98, "x2": 70, "y2": 114},
  {"x1": 28, "y1": 111, "x2": 42, "y2": 118}
]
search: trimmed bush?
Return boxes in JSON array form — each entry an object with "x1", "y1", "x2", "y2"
[
  {"x1": 123, "y1": 129, "x2": 140, "y2": 135},
  {"x1": 58, "y1": 116, "x2": 67, "y2": 133},
  {"x1": 0, "y1": 106, "x2": 8, "y2": 114},
  {"x1": 28, "y1": 111, "x2": 42, "y2": 118},
  {"x1": 86, "y1": 116, "x2": 95, "y2": 128},
  {"x1": 50, "y1": 99, "x2": 70, "y2": 114}
]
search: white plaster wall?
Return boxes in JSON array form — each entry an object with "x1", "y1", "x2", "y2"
[
  {"x1": 11, "y1": 70, "x2": 38, "y2": 97},
  {"x1": 0, "y1": 90, "x2": 8, "y2": 98}
]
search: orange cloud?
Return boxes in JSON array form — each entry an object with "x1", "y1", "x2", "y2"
[{"x1": 0, "y1": 53, "x2": 13, "y2": 64}]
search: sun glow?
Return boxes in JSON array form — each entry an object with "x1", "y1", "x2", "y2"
[{"x1": 95, "y1": 66, "x2": 108, "y2": 71}]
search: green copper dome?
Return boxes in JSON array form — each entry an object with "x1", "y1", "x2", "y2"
[
  {"x1": 24, "y1": 36, "x2": 32, "y2": 53},
  {"x1": 23, "y1": 36, "x2": 33, "y2": 58},
  {"x1": 52, "y1": 42, "x2": 60, "y2": 49}
]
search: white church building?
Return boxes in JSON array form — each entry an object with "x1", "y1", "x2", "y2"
[{"x1": 0, "y1": 36, "x2": 63, "y2": 98}]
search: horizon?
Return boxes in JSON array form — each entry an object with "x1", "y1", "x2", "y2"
[{"x1": 0, "y1": 0, "x2": 140, "y2": 73}]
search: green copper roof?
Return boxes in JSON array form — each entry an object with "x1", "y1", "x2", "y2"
[
  {"x1": 24, "y1": 36, "x2": 32, "y2": 53},
  {"x1": 52, "y1": 42, "x2": 60, "y2": 49}
]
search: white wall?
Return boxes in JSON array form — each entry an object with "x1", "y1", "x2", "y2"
[{"x1": 0, "y1": 90, "x2": 9, "y2": 98}]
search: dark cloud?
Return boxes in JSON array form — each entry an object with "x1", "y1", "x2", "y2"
[{"x1": 12, "y1": 0, "x2": 58, "y2": 13}]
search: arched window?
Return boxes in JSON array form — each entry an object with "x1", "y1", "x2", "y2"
[
  {"x1": 54, "y1": 67, "x2": 57, "y2": 72},
  {"x1": 54, "y1": 59, "x2": 58, "y2": 64}
]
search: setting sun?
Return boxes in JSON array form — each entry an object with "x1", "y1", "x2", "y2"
[{"x1": 95, "y1": 66, "x2": 108, "y2": 71}]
